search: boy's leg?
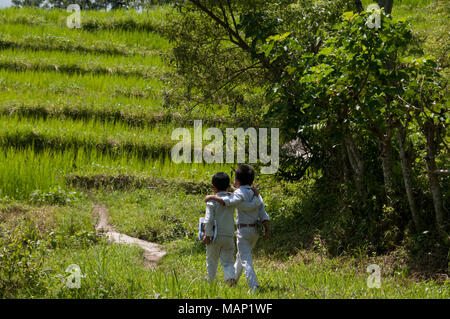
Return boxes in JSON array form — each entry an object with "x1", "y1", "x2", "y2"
[
  {"x1": 234, "y1": 227, "x2": 259, "y2": 288},
  {"x1": 206, "y1": 241, "x2": 220, "y2": 282},
  {"x1": 218, "y1": 236, "x2": 235, "y2": 282},
  {"x1": 234, "y1": 251, "x2": 244, "y2": 283}
]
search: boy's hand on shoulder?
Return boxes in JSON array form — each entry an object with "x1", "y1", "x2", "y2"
[
  {"x1": 263, "y1": 220, "x2": 270, "y2": 240},
  {"x1": 251, "y1": 187, "x2": 260, "y2": 197},
  {"x1": 204, "y1": 195, "x2": 226, "y2": 206},
  {"x1": 202, "y1": 236, "x2": 211, "y2": 245}
]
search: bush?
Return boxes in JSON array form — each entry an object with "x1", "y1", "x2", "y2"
[
  {"x1": 30, "y1": 186, "x2": 85, "y2": 205},
  {"x1": 0, "y1": 218, "x2": 47, "y2": 297}
]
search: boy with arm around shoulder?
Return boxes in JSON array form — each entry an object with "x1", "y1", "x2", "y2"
[
  {"x1": 202, "y1": 172, "x2": 261, "y2": 286},
  {"x1": 206, "y1": 164, "x2": 270, "y2": 292}
]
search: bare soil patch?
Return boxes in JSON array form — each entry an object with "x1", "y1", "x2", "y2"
[{"x1": 93, "y1": 203, "x2": 167, "y2": 268}]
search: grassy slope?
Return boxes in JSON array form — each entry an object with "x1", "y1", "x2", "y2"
[
  {"x1": 1, "y1": 190, "x2": 448, "y2": 299},
  {"x1": 362, "y1": 0, "x2": 449, "y2": 75},
  {"x1": 0, "y1": 3, "x2": 448, "y2": 298}
]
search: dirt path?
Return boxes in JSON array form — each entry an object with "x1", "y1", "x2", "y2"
[{"x1": 93, "y1": 203, "x2": 167, "y2": 268}]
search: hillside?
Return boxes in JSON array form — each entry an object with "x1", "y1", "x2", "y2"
[{"x1": 0, "y1": 3, "x2": 448, "y2": 298}]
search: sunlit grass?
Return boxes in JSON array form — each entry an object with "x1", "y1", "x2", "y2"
[
  {"x1": 0, "y1": 2, "x2": 447, "y2": 300},
  {"x1": 0, "y1": 6, "x2": 170, "y2": 31},
  {"x1": 0, "y1": 115, "x2": 181, "y2": 164},
  {"x1": 0, "y1": 146, "x2": 231, "y2": 200},
  {"x1": 2, "y1": 195, "x2": 447, "y2": 299},
  {"x1": 0, "y1": 87, "x2": 163, "y2": 114},
  {"x1": 38, "y1": 240, "x2": 448, "y2": 298},
  {"x1": 0, "y1": 48, "x2": 170, "y2": 77},
  {"x1": 0, "y1": 68, "x2": 162, "y2": 96},
  {"x1": 0, "y1": 22, "x2": 171, "y2": 52}
]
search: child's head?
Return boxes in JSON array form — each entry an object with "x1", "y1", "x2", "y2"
[
  {"x1": 235, "y1": 164, "x2": 255, "y2": 187},
  {"x1": 211, "y1": 172, "x2": 230, "y2": 193}
]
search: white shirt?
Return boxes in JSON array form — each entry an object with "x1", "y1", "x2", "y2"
[
  {"x1": 223, "y1": 185, "x2": 270, "y2": 225},
  {"x1": 204, "y1": 192, "x2": 236, "y2": 237}
]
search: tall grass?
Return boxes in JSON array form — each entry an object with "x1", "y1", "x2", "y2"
[
  {"x1": 361, "y1": 0, "x2": 435, "y2": 7},
  {"x1": 0, "y1": 7, "x2": 170, "y2": 32},
  {"x1": 0, "y1": 48, "x2": 169, "y2": 78},
  {"x1": 0, "y1": 100, "x2": 235, "y2": 128},
  {"x1": 0, "y1": 69, "x2": 162, "y2": 95},
  {"x1": 0, "y1": 147, "x2": 79, "y2": 199},
  {"x1": 0, "y1": 86, "x2": 162, "y2": 113},
  {"x1": 2, "y1": 190, "x2": 447, "y2": 299},
  {"x1": 0, "y1": 115, "x2": 180, "y2": 159},
  {"x1": 20, "y1": 240, "x2": 450, "y2": 298},
  {"x1": 0, "y1": 146, "x2": 230, "y2": 199},
  {"x1": 0, "y1": 23, "x2": 170, "y2": 55},
  {"x1": 0, "y1": 100, "x2": 165, "y2": 126},
  {"x1": 0, "y1": 69, "x2": 163, "y2": 108}
]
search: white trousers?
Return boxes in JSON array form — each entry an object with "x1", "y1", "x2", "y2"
[
  {"x1": 206, "y1": 235, "x2": 235, "y2": 282},
  {"x1": 234, "y1": 227, "x2": 259, "y2": 288}
]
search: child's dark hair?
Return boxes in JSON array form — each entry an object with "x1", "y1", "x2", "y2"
[
  {"x1": 212, "y1": 172, "x2": 230, "y2": 191},
  {"x1": 235, "y1": 164, "x2": 255, "y2": 186}
]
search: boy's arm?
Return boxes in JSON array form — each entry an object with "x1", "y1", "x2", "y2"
[
  {"x1": 222, "y1": 189, "x2": 262, "y2": 210},
  {"x1": 257, "y1": 198, "x2": 270, "y2": 221},
  {"x1": 257, "y1": 199, "x2": 271, "y2": 240},
  {"x1": 204, "y1": 189, "x2": 262, "y2": 210},
  {"x1": 203, "y1": 202, "x2": 215, "y2": 244},
  {"x1": 205, "y1": 195, "x2": 226, "y2": 206},
  {"x1": 262, "y1": 220, "x2": 271, "y2": 240}
]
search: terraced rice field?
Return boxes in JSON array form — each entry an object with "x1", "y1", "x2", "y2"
[
  {"x1": 0, "y1": 6, "x2": 229, "y2": 201},
  {"x1": 0, "y1": 4, "x2": 447, "y2": 299}
]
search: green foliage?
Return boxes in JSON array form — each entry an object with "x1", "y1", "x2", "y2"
[
  {"x1": 0, "y1": 218, "x2": 47, "y2": 297},
  {"x1": 0, "y1": 6, "x2": 169, "y2": 32},
  {"x1": 0, "y1": 146, "x2": 228, "y2": 200},
  {"x1": 30, "y1": 187, "x2": 85, "y2": 205},
  {"x1": 262, "y1": 9, "x2": 448, "y2": 250},
  {"x1": 98, "y1": 188, "x2": 203, "y2": 243},
  {"x1": 0, "y1": 3, "x2": 447, "y2": 298},
  {"x1": 167, "y1": 1, "x2": 448, "y2": 259},
  {"x1": 12, "y1": 0, "x2": 44, "y2": 8}
]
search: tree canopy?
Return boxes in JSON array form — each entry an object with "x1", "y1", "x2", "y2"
[{"x1": 165, "y1": 0, "x2": 448, "y2": 255}]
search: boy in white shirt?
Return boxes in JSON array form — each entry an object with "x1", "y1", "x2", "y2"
[
  {"x1": 205, "y1": 164, "x2": 270, "y2": 292},
  {"x1": 202, "y1": 172, "x2": 262, "y2": 286}
]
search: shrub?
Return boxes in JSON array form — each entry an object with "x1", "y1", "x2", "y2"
[{"x1": 30, "y1": 186, "x2": 85, "y2": 205}]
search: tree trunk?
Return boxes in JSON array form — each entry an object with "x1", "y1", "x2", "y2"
[
  {"x1": 341, "y1": 143, "x2": 352, "y2": 184},
  {"x1": 398, "y1": 125, "x2": 422, "y2": 232},
  {"x1": 354, "y1": 0, "x2": 364, "y2": 12},
  {"x1": 378, "y1": 0, "x2": 394, "y2": 14},
  {"x1": 424, "y1": 121, "x2": 448, "y2": 240},
  {"x1": 344, "y1": 134, "x2": 365, "y2": 196},
  {"x1": 378, "y1": 128, "x2": 395, "y2": 207}
]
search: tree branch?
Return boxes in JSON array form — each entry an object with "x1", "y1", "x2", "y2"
[{"x1": 188, "y1": 0, "x2": 279, "y2": 77}]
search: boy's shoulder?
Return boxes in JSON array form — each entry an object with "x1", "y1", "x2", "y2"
[
  {"x1": 235, "y1": 186, "x2": 252, "y2": 197},
  {"x1": 206, "y1": 201, "x2": 217, "y2": 209}
]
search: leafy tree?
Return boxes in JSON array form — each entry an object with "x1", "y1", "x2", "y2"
[
  {"x1": 164, "y1": 0, "x2": 348, "y2": 122},
  {"x1": 353, "y1": 1, "x2": 394, "y2": 14},
  {"x1": 167, "y1": 0, "x2": 448, "y2": 256},
  {"x1": 12, "y1": 0, "x2": 45, "y2": 7},
  {"x1": 44, "y1": 0, "x2": 108, "y2": 10},
  {"x1": 353, "y1": 0, "x2": 363, "y2": 12},
  {"x1": 43, "y1": 0, "x2": 139, "y2": 10},
  {"x1": 378, "y1": 0, "x2": 394, "y2": 14},
  {"x1": 263, "y1": 10, "x2": 447, "y2": 240}
]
